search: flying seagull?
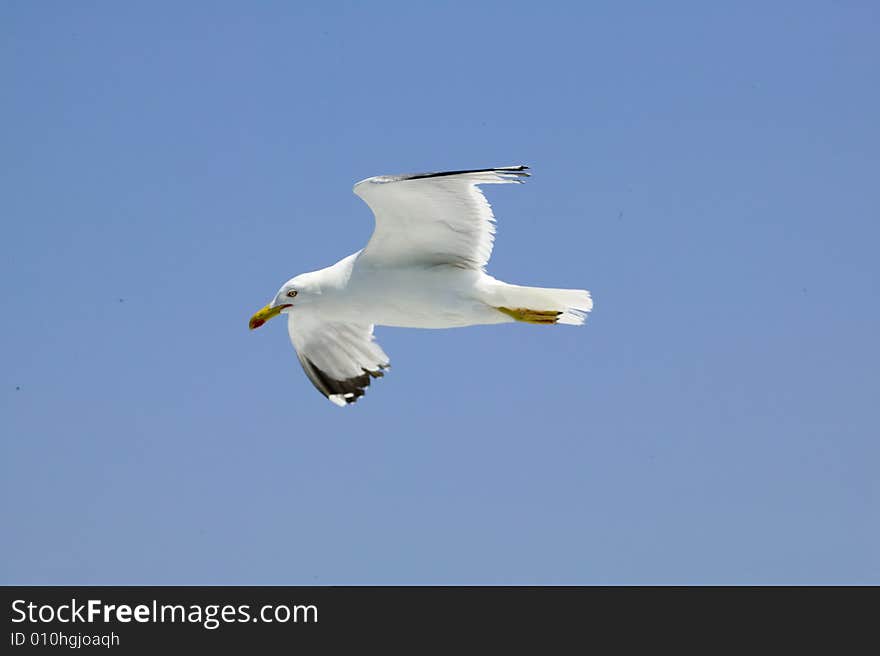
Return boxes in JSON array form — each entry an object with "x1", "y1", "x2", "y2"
[{"x1": 249, "y1": 165, "x2": 592, "y2": 406}]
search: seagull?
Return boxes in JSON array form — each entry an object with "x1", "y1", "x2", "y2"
[{"x1": 249, "y1": 166, "x2": 593, "y2": 406}]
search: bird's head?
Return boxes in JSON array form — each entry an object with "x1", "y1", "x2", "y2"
[{"x1": 248, "y1": 274, "x2": 317, "y2": 330}]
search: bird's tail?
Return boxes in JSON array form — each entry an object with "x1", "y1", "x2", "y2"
[{"x1": 489, "y1": 282, "x2": 593, "y2": 326}]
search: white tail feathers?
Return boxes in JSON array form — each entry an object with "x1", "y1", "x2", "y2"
[{"x1": 491, "y1": 283, "x2": 593, "y2": 326}]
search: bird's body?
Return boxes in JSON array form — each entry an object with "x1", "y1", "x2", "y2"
[
  {"x1": 292, "y1": 254, "x2": 510, "y2": 329},
  {"x1": 250, "y1": 166, "x2": 593, "y2": 406}
]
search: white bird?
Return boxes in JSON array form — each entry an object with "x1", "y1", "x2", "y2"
[{"x1": 249, "y1": 166, "x2": 593, "y2": 406}]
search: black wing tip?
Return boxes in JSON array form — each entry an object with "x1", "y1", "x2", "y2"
[
  {"x1": 300, "y1": 357, "x2": 388, "y2": 406},
  {"x1": 402, "y1": 165, "x2": 530, "y2": 181},
  {"x1": 367, "y1": 366, "x2": 386, "y2": 379}
]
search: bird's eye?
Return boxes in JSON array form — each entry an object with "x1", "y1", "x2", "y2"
[{"x1": 286, "y1": 289, "x2": 298, "y2": 298}]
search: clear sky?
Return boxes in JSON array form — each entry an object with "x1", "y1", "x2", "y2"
[{"x1": 2, "y1": 1, "x2": 878, "y2": 584}]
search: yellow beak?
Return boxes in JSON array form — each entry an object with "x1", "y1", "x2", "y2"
[{"x1": 249, "y1": 303, "x2": 291, "y2": 330}]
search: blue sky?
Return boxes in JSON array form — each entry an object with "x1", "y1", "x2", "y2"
[{"x1": 2, "y1": 1, "x2": 877, "y2": 584}]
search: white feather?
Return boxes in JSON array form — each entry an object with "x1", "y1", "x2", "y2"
[{"x1": 353, "y1": 167, "x2": 528, "y2": 270}]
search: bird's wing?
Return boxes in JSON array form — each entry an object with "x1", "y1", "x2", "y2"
[
  {"x1": 353, "y1": 165, "x2": 529, "y2": 270},
  {"x1": 287, "y1": 312, "x2": 389, "y2": 406}
]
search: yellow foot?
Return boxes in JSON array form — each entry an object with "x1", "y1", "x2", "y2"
[{"x1": 496, "y1": 307, "x2": 562, "y2": 324}]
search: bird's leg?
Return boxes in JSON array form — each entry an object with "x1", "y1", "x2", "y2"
[{"x1": 496, "y1": 307, "x2": 562, "y2": 324}]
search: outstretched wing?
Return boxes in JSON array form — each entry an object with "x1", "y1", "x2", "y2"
[
  {"x1": 353, "y1": 165, "x2": 529, "y2": 270},
  {"x1": 288, "y1": 313, "x2": 389, "y2": 406}
]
